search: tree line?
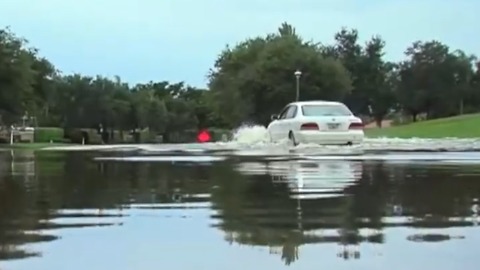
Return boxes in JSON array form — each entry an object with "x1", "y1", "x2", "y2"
[
  {"x1": 209, "y1": 23, "x2": 480, "y2": 127},
  {"x1": 1, "y1": 22, "x2": 479, "y2": 139}
]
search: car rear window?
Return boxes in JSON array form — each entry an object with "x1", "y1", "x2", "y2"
[{"x1": 301, "y1": 104, "x2": 352, "y2": 116}]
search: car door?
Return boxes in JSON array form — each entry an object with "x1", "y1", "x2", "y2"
[
  {"x1": 269, "y1": 106, "x2": 290, "y2": 141},
  {"x1": 278, "y1": 105, "x2": 298, "y2": 140}
]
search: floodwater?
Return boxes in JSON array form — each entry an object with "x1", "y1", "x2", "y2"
[{"x1": 1, "y1": 145, "x2": 479, "y2": 270}]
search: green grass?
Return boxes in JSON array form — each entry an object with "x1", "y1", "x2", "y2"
[
  {"x1": 0, "y1": 142, "x2": 71, "y2": 150},
  {"x1": 366, "y1": 113, "x2": 480, "y2": 138}
]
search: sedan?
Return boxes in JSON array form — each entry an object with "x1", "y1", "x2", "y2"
[{"x1": 267, "y1": 100, "x2": 364, "y2": 146}]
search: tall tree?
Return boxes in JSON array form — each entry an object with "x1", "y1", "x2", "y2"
[
  {"x1": 360, "y1": 36, "x2": 395, "y2": 126},
  {"x1": 396, "y1": 41, "x2": 476, "y2": 120},
  {"x1": 0, "y1": 28, "x2": 36, "y2": 125},
  {"x1": 330, "y1": 28, "x2": 365, "y2": 114},
  {"x1": 209, "y1": 23, "x2": 351, "y2": 127}
]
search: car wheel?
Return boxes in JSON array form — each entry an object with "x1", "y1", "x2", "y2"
[{"x1": 288, "y1": 131, "x2": 298, "y2": 146}]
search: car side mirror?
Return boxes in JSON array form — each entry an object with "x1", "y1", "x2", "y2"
[{"x1": 271, "y1": 114, "x2": 279, "y2": 121}]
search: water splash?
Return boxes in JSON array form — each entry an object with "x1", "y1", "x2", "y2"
[
  {"x1": 231, "y1": 125, "x2": 271, "y2": 144},
  {"x1": 43, "y1": 125, "x2": 480, "y2": 155}
]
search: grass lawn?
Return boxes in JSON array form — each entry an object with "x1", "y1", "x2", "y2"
[
  {"x1": 0, "y1": 142, "x2": 72, "y2": 150},
  {"x1": 365, "y1": 113, "x2": 480, "y2": 138}
]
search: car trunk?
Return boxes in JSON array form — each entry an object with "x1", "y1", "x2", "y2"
[{"x1": 302, "y1": 116, "x2": 352, "y2": 132}]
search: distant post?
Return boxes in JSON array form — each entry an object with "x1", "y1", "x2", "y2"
[
  {"x1": 9, "y1": 125, "x2": 14, "y2": 145},
  {"x1": 294, "y1": 70, "x2": 302, "y2": 101}
]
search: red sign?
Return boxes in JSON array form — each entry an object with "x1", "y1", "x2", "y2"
[{"x1": 197, "y1": 130, "x2": 211, "y2": 143}]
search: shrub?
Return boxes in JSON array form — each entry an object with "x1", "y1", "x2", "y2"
[
  {"x1": 208, "y1": 127, "x2": 232, "y2": 141},
  {"x1": 140, "y1": 130, "x2": 164, "y2": 143},
  {"x1": 84, "y1": 129, "x2": 103, "y2": 144},
  {"x1": 34, "y1": 127, "x2": 64, "y2": 143},
  {"x1": 64, "y1": 128, "x2": 103, "y2": 144},
  {"x1": 139, "y1": 130, "x2": 153, "y2": 143},
  {"x1": 64, "y1": 129, "x2": 82, "y2": 143}
]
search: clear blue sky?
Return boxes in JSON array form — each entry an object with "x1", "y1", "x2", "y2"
[{"x1": 1, "y1": 0, "x2": 478, "y2": 88}]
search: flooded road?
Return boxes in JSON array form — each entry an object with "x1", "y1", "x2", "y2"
[{"x1": 1, "y1": 149, "x2": 479, "y2": 270}]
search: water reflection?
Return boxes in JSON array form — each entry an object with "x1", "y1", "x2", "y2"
[
  {"x1": 217, "y1": 159, "x2": 374, "y2": 263},
  {"x1": 214, "y1": 159, "x2": 480, "y2": 264},
  {"x1": 0, "y1": 151, "x2": 124, "y2": 260},
  {"x1": 236, "y1": 159, "x2": 362, "y2": 199},
  {"x1": 0, "y1": 150, "x2": 480, "y2": 268}
]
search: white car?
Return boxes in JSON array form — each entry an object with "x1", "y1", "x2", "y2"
[{"x1": 267, "y1": 100, "x2": 364, "y2": 145}]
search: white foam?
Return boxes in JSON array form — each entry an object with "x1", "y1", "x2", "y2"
[
  {"x1": 231, "y1": 124, "x2": 271, "y2": 144},
  {"x1": 44, "y1": 144, "x2": 142, "y2": 151},
  {"x1": 229, "y1": 125, "x2": 480, "y2": 154},
  {"x1": 94, "y1": 156, "x2": 225, "y2": 162},
  {"x1": 302, "y1": 153, "x2": 480, "y2": 161},
  {"x1": 43, "y1": 125, "x2": 480, "y2": 156}
]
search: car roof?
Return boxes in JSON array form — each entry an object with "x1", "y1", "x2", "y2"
[{"x1": 286, "y1": 100, "x2": 344, "y2": 106}]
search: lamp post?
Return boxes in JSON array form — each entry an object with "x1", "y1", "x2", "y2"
[{"x1": 294, "y1": 70, "x2": 302, "y2": 101}]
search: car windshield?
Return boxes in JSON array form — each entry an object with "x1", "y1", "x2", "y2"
[{"x1": 301, "y1": 104, "x2": 352, "y2": 116}]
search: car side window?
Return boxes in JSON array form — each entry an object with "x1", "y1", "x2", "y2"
[
  {"x1": 278, "y1": 106, "x2": 290, "y2": 120},
  {"x1": 285, "y1": 106, "x2": 297, "y2": 119}
]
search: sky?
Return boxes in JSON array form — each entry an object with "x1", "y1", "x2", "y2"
[{"x1": 0, "y1": 0, "x2": 478, "y2": 88}]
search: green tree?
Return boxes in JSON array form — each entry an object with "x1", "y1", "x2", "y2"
[
  {"x1": 360, "y1": 37, "x2": 396, "y2": 126},
  {"x1": 448, "y1": 50, "x2": 477, "y2": 114},
  {"x1": 328, "y1": 28, "x2": 365, "y2": 114},
  {"x1": 325, "y1": 29, "x2": 397, "y2": 125},
  {"x1": 396, "y1": 41, "x2": 476, "y2": 121},
  {"x1": 163, "y1": 98, "x2": 198, "y2": 141},
  {"x1": 208, "y1": 23, "x2": 351, "y2": 127},
  {"x1": 146, "y1": 98, "x2": 168, "y2": 133},
  {"x1": 0, "y1": 28, "x2": 37, "y2": 125}
]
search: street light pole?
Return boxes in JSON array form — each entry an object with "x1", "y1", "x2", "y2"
[{"x1": 294, "y1": 70, "x2": 302, "y2": 101}]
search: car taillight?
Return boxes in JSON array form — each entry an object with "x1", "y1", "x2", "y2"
[
  {"x1": 349, "y1": 122, "x2": 364, "y2": 130},
  {"x1": 300, "y1": 123, "x2": 319, "y2": 130}
]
